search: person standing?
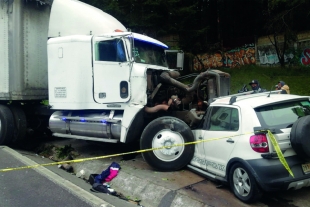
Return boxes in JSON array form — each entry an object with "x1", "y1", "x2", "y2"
[
  {"x1": 249, "y1": 79, "x2": 266, "y2": 93},
  {"x1": 276, "y1": 81, "x2": 290, "y2": 94}
]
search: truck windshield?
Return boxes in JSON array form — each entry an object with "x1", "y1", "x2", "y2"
[
  {"x1": 255, "y1": 100, "x2": 310, "y2": 129},
  {"x1": 132, "y1": 39, "x2": 168, "y2": 67}
]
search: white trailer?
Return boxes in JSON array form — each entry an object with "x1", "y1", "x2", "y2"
[{"x1": 0, "y1": 0, "x2": 230, "y2": 171}]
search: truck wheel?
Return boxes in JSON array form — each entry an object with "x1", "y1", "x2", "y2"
[
  {"x1": 290, "y1": 115, "x2": 310, "y2": 161},
  {"x1": 0, "y1": 105, "x2": 14, "y2": 145},
  {"x1": 140, "y1": 116, "x2": 195, "y2": 171},
  {"x1": 229, "y1": 163, "x2": 262, "y2": 203},
  {"x1": 9, "y1": 106, "x2": 27, "y2": 143}
]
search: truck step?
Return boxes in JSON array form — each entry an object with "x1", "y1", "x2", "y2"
[{"x1": 52, "y1": 133, "x2": 119, "y2": 143}]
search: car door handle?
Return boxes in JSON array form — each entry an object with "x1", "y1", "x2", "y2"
[{"x1": 226, "y1": 138, "x2": 234, "y2": 143}]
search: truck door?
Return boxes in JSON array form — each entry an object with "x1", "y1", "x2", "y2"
[{"x1": 92, "y1": 36, "x2": 131, "y2": 103}]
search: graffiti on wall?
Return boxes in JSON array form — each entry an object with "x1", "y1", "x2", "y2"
[
  {"x1": 301, "y1": 48, "x2": 310, "y2": 66},
  {"x1": 193, "y1": 44, "x2": 255, "y2": 70},
  {"x1": 257, "y1": 45, "x2": 294, "y2": 65}
]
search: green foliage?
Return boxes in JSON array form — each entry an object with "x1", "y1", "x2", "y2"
[
  {"x1": 40, "y1": 100, "x2": 49, "y2": 106},
  {"x1": 221, "y1": 65, "x2": 310, "y2": 95},
  {"x1": 39, "y1": 144, "x2": 55, "y2": 158},
  {"x1": 80, "y1": 0, "x2": 310, "y2": 64},
  {"x1": 80, "y1": 0, "x2": 211, "y2": 54},
  {"x1": 263, "y1": 0, "x2": 310, "y2": 67},
  {"x1": 55, "y1": 145, "x2": 75, "y2": 160},
  {"x1": 267, "y1": 0, "x2": 308, "y2": 10}
]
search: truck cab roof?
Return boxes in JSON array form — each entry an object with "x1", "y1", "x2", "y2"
[{"x1": 48, "y1": 0, "x2": 127, "y2": 38}]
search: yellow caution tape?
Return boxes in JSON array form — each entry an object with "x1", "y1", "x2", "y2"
[
  {"x1": 0, "y1": 132, "x2": 252, "y2": 172},
  {"x1": 0, "y1": 130, "x2": 293, "y2": 176},
  {"x1": 267, "y1": 130, "x2": 294, "y2": 178}
]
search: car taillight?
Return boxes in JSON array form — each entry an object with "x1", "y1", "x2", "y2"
[{"x1": 250, "y1": 134, "x2": 269, "y2": 153}]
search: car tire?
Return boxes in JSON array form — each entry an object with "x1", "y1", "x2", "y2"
[
  {"x1": 0, "y1": 105, "x2": 14, "y2": 145},
  {"x1": 9, "y1": 106, "x2": 27, "y2": 144},
  {"x1": 140, "y1": 116, "x2": 195, "y2": 171},
  {"x1": 290, "y1": 115, "x2": 310, "y2": 161},
  {"x1": 229, "y1": 163, "x2": 262, "y2": 203}
]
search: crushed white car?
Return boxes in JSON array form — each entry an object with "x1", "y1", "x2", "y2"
[{"x1": 142, "y1": 92, "x2": 310, "y2": 203}]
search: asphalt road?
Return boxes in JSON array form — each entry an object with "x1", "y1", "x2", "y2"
[
  {"x1": 0, "y1": 146, "x2": 138, "y2": 207},
  {"x1": 0, "y1": 146, "x2": 98, "y2": 207}
]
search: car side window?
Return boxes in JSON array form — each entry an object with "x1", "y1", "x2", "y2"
[{"x1": 204, "y1": 106, "x2": 239, "y2": 131}]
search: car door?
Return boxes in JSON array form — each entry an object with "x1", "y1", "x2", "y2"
[
  {"x1": 191, "y1": 106, "x2": 240, "y2": 177},
  {"x1": 92, "y1": 36, "x2": 131, "y2": 103}
]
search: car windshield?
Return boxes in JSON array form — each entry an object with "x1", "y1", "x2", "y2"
[
  {"x1": 132, "y1": 39, "x2": 168, "y2": 67},
  {"x1": 255, "y1": 100, "x2": 310, "y2": 128}
]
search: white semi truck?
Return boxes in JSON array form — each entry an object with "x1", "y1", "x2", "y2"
[{"x1": 0, "y1": 0, "x2": 230, "y2": 171}]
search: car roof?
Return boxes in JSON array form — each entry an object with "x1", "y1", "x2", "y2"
[{"x1": 212, "y1": 93, "x2": 310, "y2": 108}]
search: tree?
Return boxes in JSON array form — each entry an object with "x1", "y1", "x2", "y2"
[
  {"x1": 263, "y1": 0, "x2": 310, "y2": 67},
  {"x1": 217, "y1": 0, "x2": 264, "y2": 49},
  {"x1": 81, "y1": 0, "x2": 211, "y2": 50}
]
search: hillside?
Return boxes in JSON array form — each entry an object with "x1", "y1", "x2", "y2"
[{"x1": 220, "y1": 65, "x2": 310, "y2": 96}]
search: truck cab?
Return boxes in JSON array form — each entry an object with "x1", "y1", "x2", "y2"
[{"x1": 0, "y1": 0, "x2": 231, "y2": 175}]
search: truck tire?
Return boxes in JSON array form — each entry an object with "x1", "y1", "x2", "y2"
[
  {"x1": 9, "y1": 106, "x2": 27, "y2": 143},
  {"x1": 140, "y1": 116, "x2": 195, "y2": 171},
  {"x1": 229, "y1": 163, "x2": 262, "y2": 203},
  {"x1": 0, "y1": 105, "x2": 14, "y2": 145},
  {"x1": 290, "y1": 115, "x2": 310, "y2": 161}
]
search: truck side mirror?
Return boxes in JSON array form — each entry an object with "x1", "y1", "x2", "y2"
[{"x1": 165, "y1": 50, "x2": 184, "y2": 70}]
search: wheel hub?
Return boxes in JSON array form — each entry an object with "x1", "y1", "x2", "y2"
[
  {"x1": 160, "y1": 138, "x2": 177, "y2": 155},
  {"x1": 233, "y1": 167, "x2": 251, "y2": 197},
  {"x1": 152, "y1": 129, "x2": 185, "y2": 162}
]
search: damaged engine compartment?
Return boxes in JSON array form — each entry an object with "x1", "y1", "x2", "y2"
[{"x1": 144, "y1": 69, "x2": 231, "y2": 128}]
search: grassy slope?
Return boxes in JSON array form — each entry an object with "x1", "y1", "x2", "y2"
[{"x1": 220, "y1": 65, "x2": 310, "y2": 96}]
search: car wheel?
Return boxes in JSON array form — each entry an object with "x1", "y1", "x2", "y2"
[
  {"x1": 9, "y1": 106, "x2": 27, "y2": 144},
  {"x1": 229, "y1": 163, "x2": 262, "y2": 203},
  {"x1": 290, "y1": 115, "x2": 310, "y2": 161},
  {"x1": 140, "y1": 116, "x2": 195, "y2": 171},
  {"x1": 0, "y1": 105, "x2": 14, "y2": 145}
]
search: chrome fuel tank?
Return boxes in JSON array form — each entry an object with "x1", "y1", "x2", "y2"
[{"x1": 49, "y1": 110, "x2": 122, "y2": 139}]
